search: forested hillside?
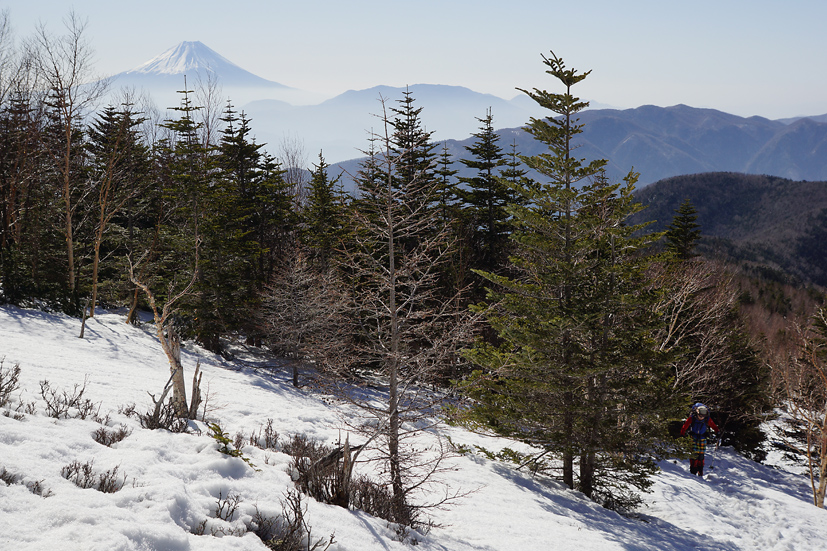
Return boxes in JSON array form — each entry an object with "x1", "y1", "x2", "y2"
[{"x1": 631, "y1": 172, "x2": 827, "y2": 287}]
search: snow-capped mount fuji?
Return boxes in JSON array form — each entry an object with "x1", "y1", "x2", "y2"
[
  {"x1": 123, "y1": 41, "x2": 288, "y2": 88},
  {"x1": 108, "y1": 41, "x2": 311, "y2": 109}
]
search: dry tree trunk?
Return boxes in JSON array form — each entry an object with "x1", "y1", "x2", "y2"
[{"x1": 128, "y1": 243, "x2": 201, "y2": 419}]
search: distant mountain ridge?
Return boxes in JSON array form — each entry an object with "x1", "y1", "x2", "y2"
[
  {"x1": 419, "y1": 105, "x2": 827, "y2": 187},
  {"x1": 242, "y1": 84, "x2": 545, "y2": 163},
  {"x1": 106, "y1": 42, "x2": 827, "y2": 182}
]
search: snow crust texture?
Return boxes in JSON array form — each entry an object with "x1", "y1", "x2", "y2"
[{"x1": 0, "y1": 305, "x2": 824, "y2": 550}]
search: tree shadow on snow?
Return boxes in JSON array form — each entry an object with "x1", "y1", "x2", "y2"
[{"x1": 486, "y1": 462, "x2": 740, "y2": 551}]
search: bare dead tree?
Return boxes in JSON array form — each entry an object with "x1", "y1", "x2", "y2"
[
  {"x1": 263, "y1": 245, "x2": 352, "y2": 388},
  {"x1": 279, "y1": 132, "x2": 310, "y2": 209},
  {"x1": 324, "y1": 96, "x2": 477, "y2": 528},
  {"x1": 651, "y1": 258, "x2": 739, "y2": 393},
  {"x1": 127, "y1": 239, "x2": 202, "y2": 419},
  {"x1": 773, "y1": 309, "x2": 827, "y2": 507},
  {"x1": 32, "y1": 11, "x2": 108, "y2": 293},
  {"x1": 193, "y1": 71, "x2": 224, "y2": 148},
  {"x1": 0, "y1": 9, "x2": 18, "y2": 104}
]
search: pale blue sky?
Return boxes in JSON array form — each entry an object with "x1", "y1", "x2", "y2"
[{"x1": 6, "y1": 0, "x2": 827, "y2": 118}]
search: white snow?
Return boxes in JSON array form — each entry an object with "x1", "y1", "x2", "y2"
[
  {"x1": 1, "y1": 304, "x2": 825, "y2": 550},
  {"x1": 126, "y1": 41, "x2": 237, "y2": 76}
]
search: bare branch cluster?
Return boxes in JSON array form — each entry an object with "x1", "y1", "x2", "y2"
[{"x1": 772, "y1": 308, "x2": 827, "y2": 506}]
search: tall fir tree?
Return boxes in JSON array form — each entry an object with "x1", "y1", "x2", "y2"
[
  {"x1": 389, "y1": 89, "x2": 439, "y2": 196},
  {"x1": 85, "y1": 104, "x2": 150, "y2": 316},
  {"x1": 456, "y1": 108, "x2": 510, "y2": 275},
  {"x1": 0, "y1": 92, "x2": 59, "y2": 304},
  {"x1": 303, "y1": 151, "x2": 344, "y2": 271},
  {"x1": 664, "y1": 198, "x2": 701, "y2": 261},
  {"x1": 156, "y1": 83, "x2": 213, "y2": 345},
  {"x1": 459, "y1": 52, "x2": 678, "y2": 510},
  {"x1": 207, "y1": 105, "x2": 293, "y2": 348},
  {"x1": 500, "y1": 139, "x2": 528, "y2": 188},
  {"x1": 434, "y1": 142, "x2": 459, "y2": 226}
]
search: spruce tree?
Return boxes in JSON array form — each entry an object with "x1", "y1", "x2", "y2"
[
  {"x1": 209, "y1": 105, "x2": 293, "y2": 347},
  {"x1": 0, "y1": 93, "x2": 58, "y2": 304},
  {"x1": 85, "y1": 104, "x2": 150, "y2": 316},
  {"x1": 459, "y1": 52, "x2": 677, "y2": 510},
  {"x1": 303, "y1": 152, "x2": 343, "y2": 271},
  {"x1": 456, "y1": 109, "x2": 511, "y2": 275},
  {"x1": 665, "y1": 198, "x2": 701, "y2": 261},
  {"x1": 500, "y1": 139, "x2": 527, "y2": 188},
  {"x1": 434, "y1": 142, "x2": 459, "y2": 226}
]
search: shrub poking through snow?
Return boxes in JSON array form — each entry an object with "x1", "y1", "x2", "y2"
[
  {"x1": 25, "y1": 479, "x2": 53, "y2": 498},
  {"x1": 0, "y1": 359, "x2": 21, "y2": 407},
  {"x1": 249, "y1": 418, "x2": 279, "y2": 451},
  {"x1": 1, "y1": 465, "x2": 19, "y2": 485},
  {"x1": 214, "y1": 490, "x2": 243, "y2": 522},
  {"x1": 284, "y1": 433, "x2": 384, "y2": 516},
  {"x1": 121, "y1": 399, "x2": 189, "y2": 432},
  {"x1": 92, "y1": 425, "x2": 132, "y2": 447},
  {"x1": 39, "y1": 378, "x2": 100, "y2": 420},
  {"x1": 208, "y1": 422, "x2": 257, "y2": 470},
  {"x1": 250, "y1": 490, "x2": 335, "y2": 551},
  {"x1": 0, "y1": 466, "x2": 53, "y2": 497},
  {"x1": 349, "y1": 474, "x2": 396, "y2": 522},
  {"x1": 60, "y1": 460, "x2": 128, "y2": 493},
  {"x1": 191, "y1": 490, "x2": 247, "y2": 537}
]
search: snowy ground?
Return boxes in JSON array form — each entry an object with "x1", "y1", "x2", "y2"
[{"x1": 0, "y1": 305, "x2": 824, "y2": 551}]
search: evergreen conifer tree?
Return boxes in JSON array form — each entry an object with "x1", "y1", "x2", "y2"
[
  {"x1": 456, "y1": 108, "x2": 510, "y2": 275},
  {"x1": 459, "y1": 52, "x2": 677, "y2": 510},
  {"x1": 434, "y1": 142, "x2": 459, "y2": 226},
  {"x1": 500, "y1": 139, "x2": 527, "y2": 188},
  {"x1": 303, "y1": 152, "x2": 343, "y2": 271},
  {"x1": 332, "y1": 99, "x2": 473, "y2": 527},
  {"x1": 86, "y1": 104, "x2": 150, "y2": 316},
  {"x1": 0, "y1": 93, "x2": 57, "y2": 303},
  {"x1": 665, "y1": 198, "x2": 701, "y2": 261}
]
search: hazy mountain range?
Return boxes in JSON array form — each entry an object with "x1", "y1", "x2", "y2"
[{"x1": 106, "y1": 41, "x2": 827, "y2": 185}]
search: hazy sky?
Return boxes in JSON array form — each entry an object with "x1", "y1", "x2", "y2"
[{"x1": 6, "y1": 0, "x2": 827, "y2": 119}]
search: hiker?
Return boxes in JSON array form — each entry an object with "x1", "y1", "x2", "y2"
[{"x1": 680, "y1": 403, "x2": 719, "y2": 476}]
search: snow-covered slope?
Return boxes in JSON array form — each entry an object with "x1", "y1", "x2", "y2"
[{"x1": 0, "y1": 305, "x2": 824, "y2": 550}]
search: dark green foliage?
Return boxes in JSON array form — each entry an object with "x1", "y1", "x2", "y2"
[
  {"x1": 0, "y1": 93, "x2": 76, "y2": 310},
  {"x1": 303, "y1": 152, "x2": 346, "y2": 271},
  {"x1": 208, "y1": 422, "x2": 257, "y2": 469},
  {"x1": 665, "y1": 198, "x2": 702, "y2": 261},
  {"x1": 434, "y1": 142, "x2": 459, "y2": 225},
  {"x1": 456, "y1": 109, "x2": 512, "y2": 276},
  {"x1": 631, "y1": 172, "x2": 827, "y2": 287},
  {"x1": 389, "y1": 89, "x2": 439, "y2": 203},
  {"x1": 459, "y1": 52, "x2": 678, "y2": 511},
  {"x1": 796, "y1": 208, "x2": 827, "y2": 285},
  {"x1": 85, "y1": 104, "x2": 152, "y2": 313}
]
